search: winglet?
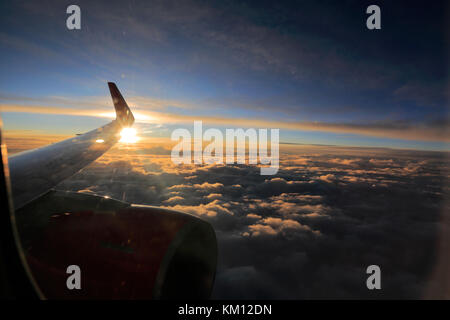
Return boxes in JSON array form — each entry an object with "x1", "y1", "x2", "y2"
[{"x1": 108, "y1": 82, "x2": 135, "y2": 127}]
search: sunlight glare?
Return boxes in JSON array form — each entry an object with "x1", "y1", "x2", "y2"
[{"x1": 120, "y1": 127, "x2": 139, "y2": 143}]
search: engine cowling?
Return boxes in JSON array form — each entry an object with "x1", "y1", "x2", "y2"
[{"x1": 15, "y1": 190, "x2": 217, "y2": 299}]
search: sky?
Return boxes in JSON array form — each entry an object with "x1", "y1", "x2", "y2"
[
  {"x1": 2, "y1": 1, "x2": 450, "y2": 299},
  {"x1": 0, "y1": 0, "x2": 448, "y2": 151}
]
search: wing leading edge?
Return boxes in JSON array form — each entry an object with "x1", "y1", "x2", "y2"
[{"x1": 8, "y1": 82, "x2": 134, "y2": 210}]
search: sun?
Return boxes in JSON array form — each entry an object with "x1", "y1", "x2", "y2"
[{"x1": 119, "y1": 127, "x2": 139, "y2": 143}]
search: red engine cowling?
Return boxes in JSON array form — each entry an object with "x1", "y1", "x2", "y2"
[{"x1": 15, "y1": 191, "x2": 217, "y2": 299}]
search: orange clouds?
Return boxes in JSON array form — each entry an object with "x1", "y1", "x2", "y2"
[
  {"x1": 162, "y1": 199, "x2": 233, "y2": 217},
  {"x1": 3, "y1": 131, "x2": 71, "y2": 155},
  {"x1": 246, "y1": 217, "x2": 320, "y2": 237},
  {"x1": 168, "y1": 182, "x2": 224, "y2": 191},
  {"x1": 2, "y1": 100, "x2": 449, "y2": 142}
]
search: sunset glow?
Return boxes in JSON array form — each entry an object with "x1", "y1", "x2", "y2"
[{"x1": 119, "y1": 127, "x2": 139, "y2": 143}]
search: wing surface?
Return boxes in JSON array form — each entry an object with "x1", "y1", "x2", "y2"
[{"x1": 8, "y1": 82, "x2": 134, "y2": 209}]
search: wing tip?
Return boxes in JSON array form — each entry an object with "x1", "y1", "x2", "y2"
[
  {"x1": 107, "y1": 82, "x2": 134, "y2": 127},
  {"x1": 107, "y1": 81, "x2": 116, "y2": 89}
]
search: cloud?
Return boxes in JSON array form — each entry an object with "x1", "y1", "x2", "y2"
[
  {"x1": 205, "y1": 193, "x2": 222, "y2": 200},
  {"x1": 3, "y1": 131, "x2": 71, "y2": 154},
  {"x1": 2, "y1": 100, "x2": 449, "y2": 142},
  {"x1": 168, "y1": 182, "x2": 224, "y2": 192},
  {"x1": 318, "y1": 174, "x2": 336, "y2": 183},
  {"x1": 29, "y1": 139, "x2": 449, "y2": 298},
  {"x1": 247, "y1": 224, "x2": 277, "y2": 236},
  {"x1": 163, "y1": 196, "x2": 184, "y2": 204},
  {"x1": 246, "y1": 217, "x2": 319, "y2": 237},
  {"x1": 162, "y1": 199, "x2": 233, "y2": 217}
]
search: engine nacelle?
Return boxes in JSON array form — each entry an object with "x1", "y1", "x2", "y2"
[{"x1": 15, "y1": 190, "x2": 217, "y2": 299}]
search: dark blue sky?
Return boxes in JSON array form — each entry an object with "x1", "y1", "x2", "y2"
[{"x1": 0, "y1": 0, "x2": 448, "y2": 150}]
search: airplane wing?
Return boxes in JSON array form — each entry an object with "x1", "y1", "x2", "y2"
[
  {"x1": 2, "y1": 82, "x2": 217, "y2": 299},
  {"x1": 8, "y1": 82, "x2": 134, "y2": 210}
]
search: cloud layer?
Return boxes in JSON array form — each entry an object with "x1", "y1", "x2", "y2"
[{"x1": 49, "y1": 141, "x2": 450, "y2": 298}]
